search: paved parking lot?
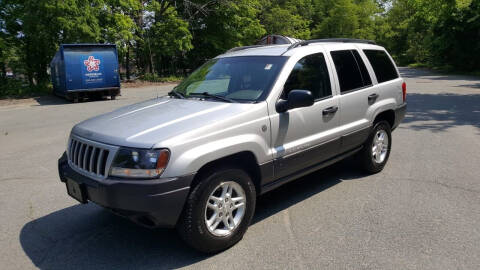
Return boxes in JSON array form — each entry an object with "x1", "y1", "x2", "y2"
[{"x1": 0, "y1": 68, "x2": 479, "y2": 269}]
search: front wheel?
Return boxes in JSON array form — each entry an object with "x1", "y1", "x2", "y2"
[
  {"x1": 177, "y1": 168, "x2": 256, "y2": 253},
  {"x1": 358, "y1": 120, "x2": 392, "y2": 173}
]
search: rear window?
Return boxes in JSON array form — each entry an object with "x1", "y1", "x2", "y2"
[
  {"x1": 363, "y1": 50, "x2": 399, "y2": 83},
  {"x1": 331, "y1": 50, "x2": 372, "y2": 93}
]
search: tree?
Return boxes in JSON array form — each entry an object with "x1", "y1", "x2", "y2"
[
  {"x1": 260, "y1": 0, "x2": 313, "y2": 39},
  {"x1": 1, "y1": 0, "x2": 104, "y2": 86},
  {"x1": 429, "y1": 0, "x2": 480, "y2": 70},
  {"x1": 145, "y1": 3, "x2": 193, "y2": 75},
  {"x1": 0, "y1": 34, "x2": 8, "y2": 81},
  {"x1": 2, "y1": 0, "x2": 479, "y2": 95},
  {"x1": 380, "y1": 0, "x2": 480, "y2": 70},
  {"x1": 184, "y1": 0, "x2": 266, "y2": 68},
  {"x1": 261, "y1": 7, "x2": 311, "y2": 39},
  {"x1": 311, "y1": 0, "x2": 379, "y2": 40},
  {"x1": 100, "y1": 0, "x2": 142, "y2": 79}
]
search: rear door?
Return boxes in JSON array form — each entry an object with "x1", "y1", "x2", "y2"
[
  {"x1": 327, "y1": 47, "x2": 377, "y2": 152},
  {"x1": 362, "y1": 49, "x2": 403, "y2": 106}
]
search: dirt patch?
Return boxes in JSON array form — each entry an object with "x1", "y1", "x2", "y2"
[{"x1": 0, "y1": 97, "x2": 41, "y2": 107}]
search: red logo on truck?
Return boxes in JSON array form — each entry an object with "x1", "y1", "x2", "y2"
[{"x1": 84, "y1": 56, "x2": 100, "y2": 72}]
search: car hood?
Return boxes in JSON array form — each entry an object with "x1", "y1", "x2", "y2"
[{"x1": 72, "y1": 97, "x2": 255, "y2": 148}]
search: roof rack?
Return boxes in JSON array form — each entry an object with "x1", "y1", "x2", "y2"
[
  {"x1": 287, "y1": 38, "x2": 376, "y2": 50},
  {"x1": 226, "y1": 35, "x2": 302, "y2": 53},
  {"x1": 226, "y1": 45, "x2": 266, "y2": 53},
  {"x1": 257, "y1": 35, "x2": 302, "y2": 45}
]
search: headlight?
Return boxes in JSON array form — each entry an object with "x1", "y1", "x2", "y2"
[{"x1": 109, "y1": 148, "x2": 170, "y2": 179}]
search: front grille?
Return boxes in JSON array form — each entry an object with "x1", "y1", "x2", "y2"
[{"x1": 68, "y1": 138, "x2": 110, "y2": 177}]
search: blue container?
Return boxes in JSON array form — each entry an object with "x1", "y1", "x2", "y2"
[{"x1": 50, "y1": 44, "x2": 121, "y2": 101}]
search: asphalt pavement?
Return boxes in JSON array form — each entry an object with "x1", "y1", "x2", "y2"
[{"x1": 0, "y1": 68, "x2": 479, "y2": 269}]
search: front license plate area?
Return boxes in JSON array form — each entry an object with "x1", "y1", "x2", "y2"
[{"x1": 66, "y1": 178, "x2": 87, "y2": 203}]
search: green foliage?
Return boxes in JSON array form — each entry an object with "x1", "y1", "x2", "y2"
[
  {"x1": 380, "y1": 0, "x2": 480, "y2": 71},
  {"x1": 141, "y1": 73, "x2": 184, "y2": 83},
  {"x1": 0, "y1": 0, "x2": 479, "y2": 98},
  {"x1": 262, "y1": 7, "x2": 311, "y2": 39},
  {"x1": 1, "y1": 0, "x2": 105, "y2": 87},
  {"x1": 0, "y1": 78, "x2": 51, "y2": 98},
  {"x1": 312, "y1": 0, "x2": 380, "y2": 40},
  {"x1": 146, "y1": 5, "x2": 192, "y2": 58},
  {"x1": 184, "y1": 0, "x2": 266, "y2": 68},
  {"x1": 260, "y1": 0, "x2": 313, "y2": 39},
  {"x1": 101, "y1": 0, "x2": 140, "y2": 45}
]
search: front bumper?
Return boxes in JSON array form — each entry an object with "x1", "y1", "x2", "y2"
[{"x1": 58, "y1": 152, "x2": 194, "y2": 228}]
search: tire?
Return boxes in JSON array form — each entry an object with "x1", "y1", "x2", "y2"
[
  {"x1": 111, "y1": 95, "x2": 116, "y2": 100},
  {"x1": 177, "y1": 168, "x2": 256, "y2": 253},
  {"x1": 359, "y1": 120, "x2": 392, "y2": 174}
]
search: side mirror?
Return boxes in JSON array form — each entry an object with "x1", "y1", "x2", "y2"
[{"x1": 276, "y1": 90, "x2": 314, "y2": 113}]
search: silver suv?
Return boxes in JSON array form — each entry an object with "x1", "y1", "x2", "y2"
[{"x1": 58, "y1": 39, "x2": 406, "y2": 253}]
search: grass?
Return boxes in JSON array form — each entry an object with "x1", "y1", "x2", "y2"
[{"x1": 407, "y1": 63, "x2": 480, "y2": 77}]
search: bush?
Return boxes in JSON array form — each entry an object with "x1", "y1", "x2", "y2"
[
  {"x1": 141, "y1": 73, "x2": 184, "y2": 83},
  {"x1": 0, "y1": 78, "x2": 51, "y2": 98}
]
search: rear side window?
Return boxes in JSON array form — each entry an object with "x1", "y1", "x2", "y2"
[
  {"x1": 363, "y1": 50, "x2": 399, "y2": 83},
  {"x1": 331, "y1": 50, "x2": 371, "y2": 93},
  {"x1": 283, "y1": 53, "x2": 331, "y2": 100}
]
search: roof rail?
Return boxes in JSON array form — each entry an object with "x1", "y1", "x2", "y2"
[
  {"x1": 226, "y1": 35, "x2": 303, "y2": 53},
  {"x1": 287, "y1": 38, "x2": 376, "y2": 50},
  {"x1": 257, "y1": 35, "x2": 303, "y2": 45},
  {"x1": 226, "y1": 45, "x2": 266, "y2": 53}
]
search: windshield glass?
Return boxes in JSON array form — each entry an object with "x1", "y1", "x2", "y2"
[{"x1": 174, "y1": 56, "x2": 287, "y2": 102}]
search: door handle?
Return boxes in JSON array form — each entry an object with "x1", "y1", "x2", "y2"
[
  {"x1": 368, "y1": 93, "x2": 379, "y2": 104},
  {"x1": 322, "y1": 106, "x2": 338, "y2": 115}
]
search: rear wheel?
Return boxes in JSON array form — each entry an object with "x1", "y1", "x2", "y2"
[
  {"x1": 358, "y1": 120, "x2": 392, "y2": 173},
  {"x1": 177, "y1": 168, "x2": 256, "y2": 253}
]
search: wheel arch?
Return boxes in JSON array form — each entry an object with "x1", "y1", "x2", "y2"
[
  {"x1": 190, "y1": 151, "x2": 262, "y2": 195},
  {"x1": 373, "y1": 109, "x2": 395, "y2": 128}
]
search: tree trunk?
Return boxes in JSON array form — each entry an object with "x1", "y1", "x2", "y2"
[
  {"x1": 27, "y1": 72, "x2": 34, "y2": 87},
  {"x1": 149, "y1": 45, "x2": 154, "y2": 74},
  {"x1": 0, "y1": 62, "x2": 6, "y2": 81},
  {"x1": 36, "y1": 62, "x2": 50, "y2": 87},
  {"x1": 126, "y1": 45, "x2": 131, "y2": 80}
]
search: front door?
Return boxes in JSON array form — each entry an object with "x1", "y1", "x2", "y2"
[{"x1": 269, "y1": 52, "x2": 341, "y2": 180}]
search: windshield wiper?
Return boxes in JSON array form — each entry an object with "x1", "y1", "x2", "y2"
[
  {"x1": 189, "y1": 92, "x2": 237, "y2": 103},
  {"x1": 168, "y1": 90, "x2": 185, "y2": 99}
]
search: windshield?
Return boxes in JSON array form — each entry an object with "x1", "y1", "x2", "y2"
[{"x1": 174, "y1": 56, "x2": 287, "y2": 102}]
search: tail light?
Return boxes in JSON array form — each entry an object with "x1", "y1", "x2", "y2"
[{"x1": 402, "y1": 82, "x2": 407, "y2": 102}]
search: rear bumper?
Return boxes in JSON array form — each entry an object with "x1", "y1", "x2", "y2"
[
  {"x1": 58, "y1": 152, "x2": 194, "y2": 228},
  {"x1": 55, "y1": 87, "x2": 120, "y2": 98},
  {"x1": 66, "y1": 87, "x2": 120, "y2": 93},
  {"x1": 392, "y1": 103, "x2": 407, "y2": 130}
]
